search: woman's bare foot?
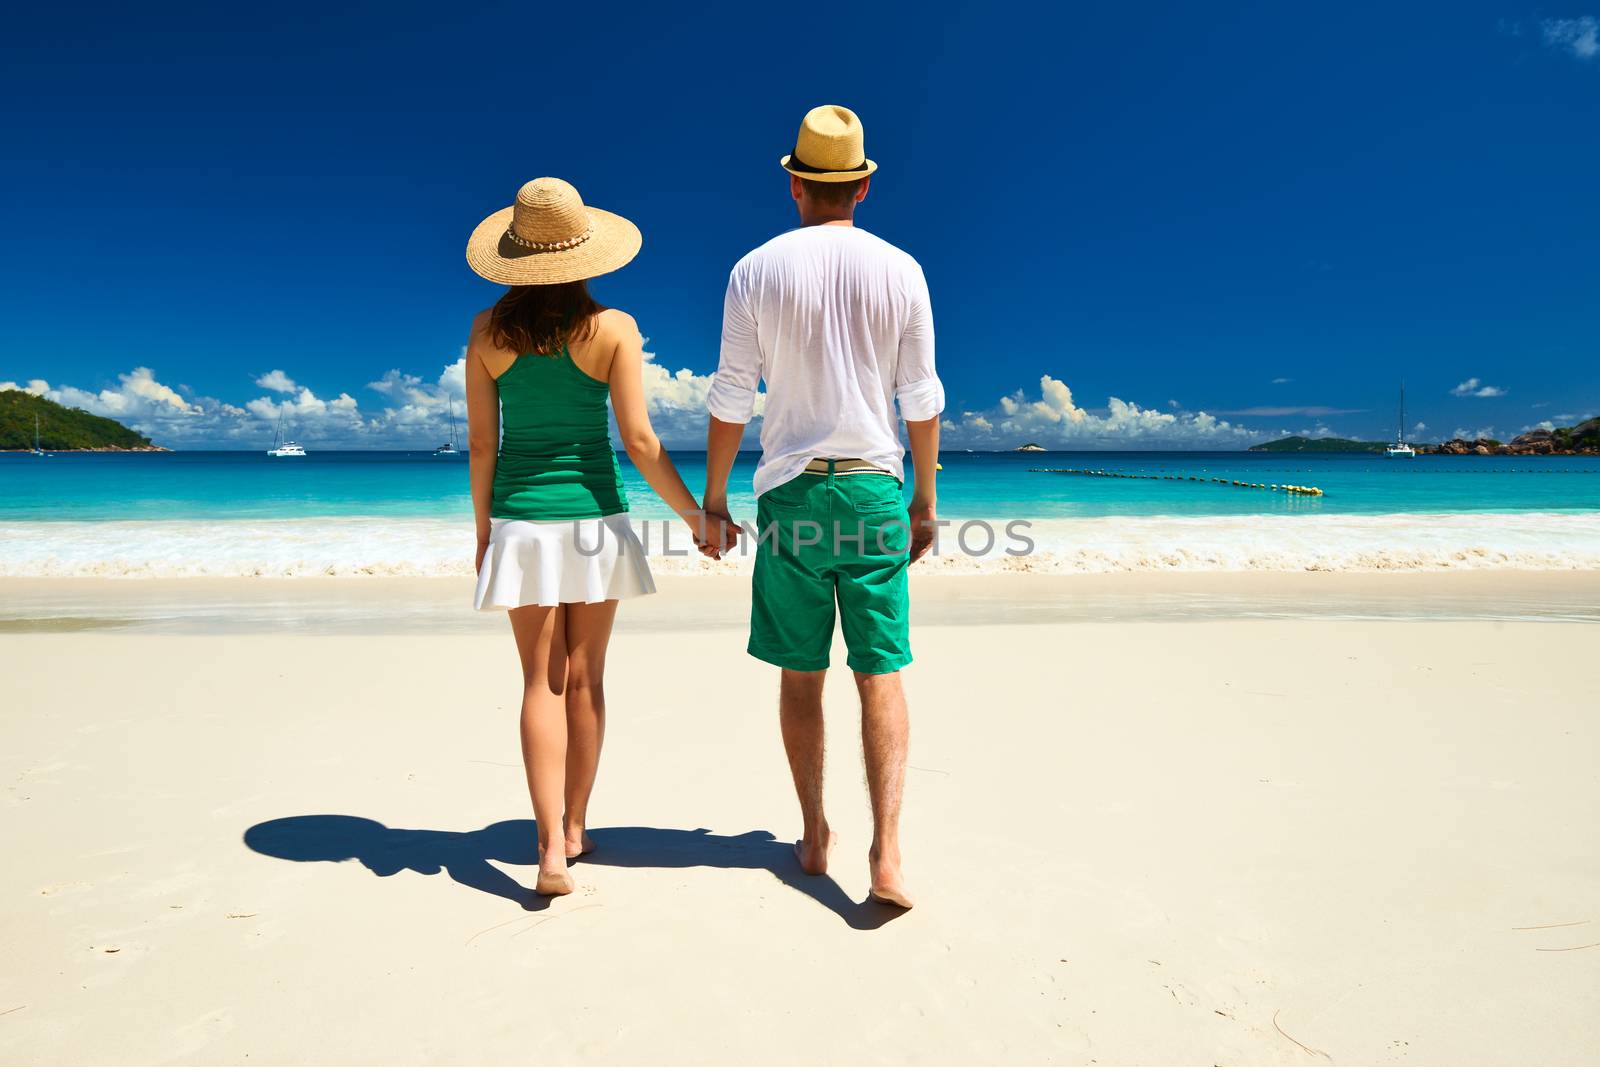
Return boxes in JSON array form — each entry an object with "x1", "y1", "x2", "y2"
[
  {"x1": 535, "y1": 866, "x2": 575, "y2": 896},
  {"x1": 536, "y1": 843, "x2": 575, "y2": 895},
  {"x1": 793, "y1": 828, "x2": 837, "y2": 875},
  {"x1": 564, "y1": 828, "x2": 595, "y2": 859},
  {"x1": 868, "y1": 847, "x2": 913, "y2": 909}
]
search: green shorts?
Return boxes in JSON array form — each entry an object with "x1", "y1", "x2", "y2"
[{"x1": 749, "y1": 465, "x2": 912, "y2": 675}]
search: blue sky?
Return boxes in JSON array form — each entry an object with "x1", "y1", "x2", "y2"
[{"x1": 1, "y1": 2, "x2": 1596, "y2": 449}]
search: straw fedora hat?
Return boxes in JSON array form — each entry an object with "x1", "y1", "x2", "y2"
[
  {"x1": 465, "y1": 178, "x2": 641, "y2": 285},
  {"x1": 780, "y1": 105, "x2": 878, "y2": 182}
]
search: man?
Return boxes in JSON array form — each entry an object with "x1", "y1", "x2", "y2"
[{"x1": 703, "y1": 104, "x2": 942, "y2": 909}]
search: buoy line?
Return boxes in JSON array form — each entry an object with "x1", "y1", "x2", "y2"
[{"x1": 1030, "y1": 468, "x2": 1325, "y2": 496}]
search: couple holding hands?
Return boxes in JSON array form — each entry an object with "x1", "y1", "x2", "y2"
[{"x1": 463, "y1": 105, "x2": 942, "y2": 906}]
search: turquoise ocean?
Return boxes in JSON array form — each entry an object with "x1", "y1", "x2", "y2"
[{"x1": 3, "y1": 450, "x2": 1599, "y2": 576}]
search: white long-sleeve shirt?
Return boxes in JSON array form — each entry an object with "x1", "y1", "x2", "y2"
[{"x1": 706, "y1": 225, "x2": 943, "y2": 499}]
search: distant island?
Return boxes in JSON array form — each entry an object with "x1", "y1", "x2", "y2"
[
  {"x1": 1250, "y1": 436, "x2": 1386, "y2": 454},
  {"x1": 1015, "y1": 442, "x2": 1047, "y2": 453},
  {"x1": 1252, "y1": 417, "x2": 1600, "y2": 456},
  {"x1": 0, "y1": 391, "x2": 165, "y2": 451}
]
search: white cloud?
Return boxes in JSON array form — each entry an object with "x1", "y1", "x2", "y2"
[
  {"x1": 1412, "y1": 421, "x2": 1427, "y2": 434},
  {"x1": 943, "y1": 374, "x2": 1262, "y2": 448},
  {"x1": 1287, "y1": 422, "x2": 1339, "y2": 439},
  {"x1": 8, "y1": 366, "x2": 421, "y2": 447},
  {"x1": 6, "y1": 367, "x2": 202, "y2": 422},
  {"x1": 255, "y1": 369, "x2": 298, "y2": 393},
  {"x1": 367, "y1": 369, "x2": 441, "y2": 408},
  {"x1": 6, "y1": 361, "x2": 1342, "y2": 452},
  {"x1": 438, "y1": 354, "x2": 466, "y2": 400},
  {"x1": 243, "y1": 385, "x2": 364, "y2": 450},
  {"x1": 637, "y1": 342, "x2": 763, "y2": 442},
  {"x1": 5, "y1": 347, "x2": 754, "y2": 449},
  {"x1": 1271, "y1": 377, "x2": 1292, "y2": 385},
  {"x1": 1450, "y1": 426, "x2": 1500, "y2": 441},
  {"x1": 1542, "y1": 16, "x2": 1599, "y2": 59},
  {"x1": 1450, "y1": 377, "x2": 1507, "y2": 398},
  {"x1": 360, "y1": 358, "x2": 473, "y2": 440}
]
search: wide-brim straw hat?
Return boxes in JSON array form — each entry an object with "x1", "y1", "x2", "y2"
[
  {"x1": 466, "y1": 177, "x2": 641, "y2": 285},
  {"x1": 781, "y1": 104, "x2": 878, "y2": 182}
]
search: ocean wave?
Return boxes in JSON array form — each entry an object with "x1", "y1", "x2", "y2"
[{"x1": 1, "y1": 513, "x2": 1598, "y2": 578}]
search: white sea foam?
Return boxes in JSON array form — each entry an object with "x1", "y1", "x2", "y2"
[{"x1": 1, "y1": 513, "x2": 1597, "y2": 578}]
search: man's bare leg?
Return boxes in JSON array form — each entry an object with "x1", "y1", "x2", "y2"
[
  {"x1": 779, "y1": 669, "x2": 835, "y2": 874},
  {"x1": 857, "y1": 670, "x2": 913, "y2": 908}
]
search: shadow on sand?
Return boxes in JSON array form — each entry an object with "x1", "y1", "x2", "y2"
[{"x1": 243, "y1": 816, "x2": 903, "y2": 930}]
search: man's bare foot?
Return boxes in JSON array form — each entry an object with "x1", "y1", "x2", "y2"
[
  {"x1": 868, "y1": 849, "x2": 913, "y2": 909},
  {"x1": 868, "y1": 884, "x2": 914, "y2": 908},
  {"x1": 564, "y1": 829, "x2": 595, "y2": 859},
  {"x1": 793, "y1": 829, "x2": 837, "y2": 876}
]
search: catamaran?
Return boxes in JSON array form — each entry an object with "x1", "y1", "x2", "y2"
[
  {"x1": 30, "y1": 414, "x2": 47, "y2": 457},
  {"x1": 266, "y1": 410, "x2": 307, "y2": 457},
  {"x1": 434, "y1": 398, "x2": 462, "y2": 456},
  {"x1": 1386, "y1": 384, "x2": 1415, "y2": 457}
]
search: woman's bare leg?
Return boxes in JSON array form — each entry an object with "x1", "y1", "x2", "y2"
[
  {"x1": 562, "y1": 599, "x2": 618, "y2": 857},
  {"x1": 509, "y1": 604, "x2": 572, "y2": 895}
]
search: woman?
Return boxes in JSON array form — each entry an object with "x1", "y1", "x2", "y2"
[{"x1": 464, "y1": 177, "x2": 730, "y2": 896}]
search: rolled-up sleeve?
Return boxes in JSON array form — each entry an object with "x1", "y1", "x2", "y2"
[
  {"x1": 895, "y1": 266, "x2": 943, "y2": 421},
  {"x1": 706, "y1": 267, "x2": 762, "y2": 424}
]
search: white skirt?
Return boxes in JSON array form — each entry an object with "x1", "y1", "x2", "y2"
[{"x1": 474, "y1": 514, "x2": 656, "y2": 610}]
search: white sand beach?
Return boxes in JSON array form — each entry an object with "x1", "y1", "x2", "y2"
[{"x1": 2, "y1": 575, "x2": 1597, "y2": 1064}]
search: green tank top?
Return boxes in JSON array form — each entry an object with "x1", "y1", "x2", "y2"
[{"x1": 491, "y1": 347, "x2": 629, "y2": 520}]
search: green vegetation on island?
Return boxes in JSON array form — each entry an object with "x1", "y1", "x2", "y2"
[
  {"x1": 1249, "y1": 436, "x2": 1387, "y2": 453},
  {"x1": 0, "y1": 390, "x2": 161, "y2": 451},
  {"x1": 1252, "y1": 418, "x2": 1598, "y2": 456}
]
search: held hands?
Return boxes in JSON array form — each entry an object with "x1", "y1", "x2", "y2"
[
  {"x1": 689, "y1": 506, "x2": 740, "y2": 560},
  {"x1": 908, "y1": 497, "x2": 937, "y2": 564},
  {"x1": 686, "y1": 501, "x2": 933, "y2": 561}
]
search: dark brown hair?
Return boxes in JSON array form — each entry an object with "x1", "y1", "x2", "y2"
[
  {"x1": 489, "y1": 280, "x2": 603, "y2": 356},
  {"x1": 798, "y1": 176, "x2": 866, "y2": 207}
]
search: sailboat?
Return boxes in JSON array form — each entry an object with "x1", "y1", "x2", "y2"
[
  {"x1": 266, "y1": 410, "x2": 307, "y2": 457},
  {"x1": 1386, "y1": 384, "x2": 1415, "y2": 457},
  {"x1": 30, "y1": 414, "x2": 48, "y2": 457},
  {"x1": 434, "y1": 399, "x2": 462, "y2": 456}
]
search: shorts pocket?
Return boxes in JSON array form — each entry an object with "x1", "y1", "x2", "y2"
[
  {"x1": 850, "y1": 479, "x2": 906, "y2": 515},
  {"x1": 758, "y1": 478, "x2": 818, "y2": 515}
]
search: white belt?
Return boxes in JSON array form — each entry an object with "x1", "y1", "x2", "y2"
[{"x1": 801, "y1": 458, "x2": 892, "y2": 476}]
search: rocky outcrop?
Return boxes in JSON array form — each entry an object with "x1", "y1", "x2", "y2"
[
  {"x1": 1424, "y1": 418, "x2": 1599, "y2": 456},
  {"x1": 1427, "y1": 437, "x2": 1502, "y2": 455},
  {"x1": 1504, "y1": 430, "x2": 1559, "y2": 455},
  {"x1": 1504, "y1": 416, "x2": 1600, "y2": 456}
]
